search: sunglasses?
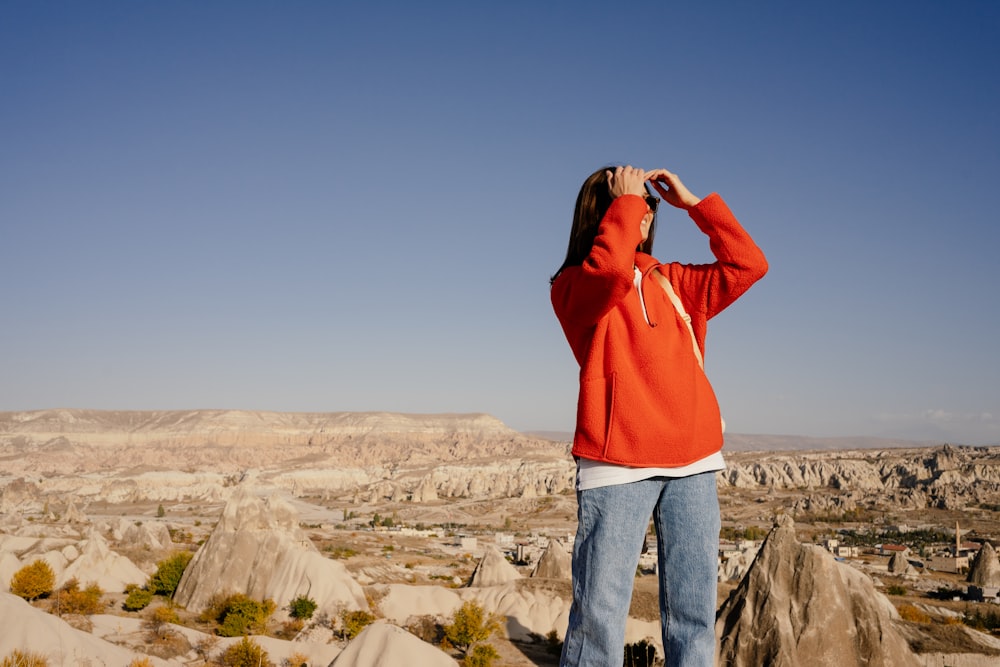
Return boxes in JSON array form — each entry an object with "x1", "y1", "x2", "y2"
[{"x1": 644, "y1": 195, "x2": 659, "y2": 213}]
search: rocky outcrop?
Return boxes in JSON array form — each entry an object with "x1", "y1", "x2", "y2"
[
  {"x1": 58, "y1": 530, "x2": 147, "y2": 591},
  {"x1": 0, "y1": 409, "x2": 563, "y2": 472},
  {"x1": 531, "y1": 539, "x2": 572, "y2": 580},
  {"x1": 716, "y1": 515, "x2": 918, "y2": 667},
  {"x1": 468, "y1": 545, "x2": 521, "y2": 587},
  {"x1": 173, "y1": 489, "x2": 367, "y2": 614},
  {"x1": 888, "y1": 551, "x2": 919, "y2": 577},
  {"x1": 329, "y1": 621, "x2": 459, "y2": 666},
  {"x1": 967, "y1": 542, "x2": 1000, "y2": 587},
  {"x1": 0, "y1": 592, "x2": 176, "y2": 666}
]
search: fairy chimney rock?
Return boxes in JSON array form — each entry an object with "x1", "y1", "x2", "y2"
[
  {"x1": 967, "y1": 542, "x2": 1000, "y2": 587},
  {"x1": 532, "y1": 538, "x2": 572, "y2": 580},
  {"x1": 888, "y1": 551, "x2": 918, "y2": 577},
  {"x1": 173, "y1": 488, "x2": 367, "y2": 614},
  {"x1": 716, "y1": 516, "x2": 919, "y2": 666},
  {"x1": 468, "y1": 545, "x2": 522, "y2": 587}
]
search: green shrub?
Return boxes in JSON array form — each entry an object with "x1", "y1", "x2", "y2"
[
  {"x1": 443, "y1": 601, "x2": 502, "y2": 655},
  {"x1": 9, "y1": 560, "x2": 55, "y2": 601},
  {"x1": 886, "y1": 584, "x2": 907, "y2": 596},
  {"x1": 123, "y1": 584, "x2": 154, "y2": 611},
  {"x1": 218, "y1": 636, "x2": 273, "y2": 667},
  {"x1": 208, "y1": 593, "x2": 276, "y2": 637},
  {"x1": 288, "y1": 595, "x2": 318, "y2": 620},
  {"x1": 148, "y1": 551, "x2": 193, "y2": 597},
  {"x1": 339, "y1": 609, "x2": 377, "y2": 640},
  {"x1": 51, "y1": 578, "x2": 104, "y2": 615},
  {"x1": 463, "y1": 643, "x2": 500, "y2": 667}
]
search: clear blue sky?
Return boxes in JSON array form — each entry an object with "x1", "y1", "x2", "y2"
[{"x1": 2, "y1": 1, "x2": 998, "y2": 445}]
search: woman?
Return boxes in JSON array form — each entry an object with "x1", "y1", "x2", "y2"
[{"x1": 550, "y1": 165, "x2": 767, "y2": 666}]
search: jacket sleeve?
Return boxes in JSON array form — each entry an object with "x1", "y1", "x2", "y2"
[
  {"x1": 551, "y1": 194, "x2": 648, "y2": 327},
  {"x1": 663, "y1": 193, "x2": 768, "y2": 324}
]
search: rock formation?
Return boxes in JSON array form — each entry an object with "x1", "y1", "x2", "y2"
[
  {"x1": 468, "y1": 545, "x2": 521, "y2": 588},
  {"x1": 888, "y1": 551, "x2": 919, "y2": 578},
  {"x1": 329, "y1": 621, "x2": 459, "y2": 666},
  {"x1": 173, "y1": 488, "x2": 367, "y2": 614},
  {"x1": 716, "y1": 515, "x2": 918, "y2": 666},
  {"x1": 967, "y1": 542, "x2": 1000, "y2": 587},
  {"x1": 531, "y1": 538, "x2": 572, "y2": 579},
  {"x1": 58, "y1": 529, "x2": 147, "y2": 591},
  {"x1": 0, "y1": 592, "x2": 175, "y2": 666},
  {"x1": 119, "y1": 519, "x2": 173, "y2": 550}
]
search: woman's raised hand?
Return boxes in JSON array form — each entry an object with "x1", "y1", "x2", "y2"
[
  {"x1": 646, "y1": 168, "x2": 702, "y2": 210},
  {"x1": 606, "y1": 165, "x2": 648, "y2": 199}
]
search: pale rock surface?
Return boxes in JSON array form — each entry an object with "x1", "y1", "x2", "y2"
[
  {"x1": 328, "y1": 620, "x2": 459, "y2": 667},
  {"x1": 58, "y1": 529, "x2": 147, "y2": 591},
  {"x1": 531, "y1": 538, "x2": 572, "y2": 580},
  {"x1": 376, "y1": 583, "x2": 463, "y2": 624},
  {"x1": 967, "y1": 542, "x2": 1000, "y2": 587},
  {"x1": 468, "y1": 545, "x2": 522, "y2": 587},
  {"x1": 716, "y1": 515, "x2": 918, "y2": 667},
  {"x1": 888, "y1": 551, "x2": 919, "y2": 577},
  {"x1": 62, "y1": 498, "x2": 88, "y2": 524},
  {"x1": 465, "y1": 583, "x2": 571, "y2": 641},
  {"x1": 0, "y1": 552, "x2": 21, "y2": 593},
  {"x1": 173, "y1": 488, "x2": 367, "y2": 614},
  {"x1": 87, "y1": 613, "x2": 344, "y2": 666},
  {"x1": 0, "y1": 592, "x2": 179, "y2": 666},
  {"x1": 121, "y1": 520, "x2": 173, "y2": 550}
]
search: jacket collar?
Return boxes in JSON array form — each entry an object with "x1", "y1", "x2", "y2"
[{"x1": 634, "y1": 252, "x2": 660, "y2": 274}]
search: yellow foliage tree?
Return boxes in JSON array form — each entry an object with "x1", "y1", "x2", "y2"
[{"x1": 9, "y1": 560, "x2": 55, "y2": 601}]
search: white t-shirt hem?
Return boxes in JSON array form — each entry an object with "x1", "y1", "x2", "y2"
[{"x1": 576, "y1": 451, "x2": 726, "y2": 491}]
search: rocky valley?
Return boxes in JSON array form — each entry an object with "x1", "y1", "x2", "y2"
[{"x1": 2, "y1": 409, "x2": 1000, "y2": 666}]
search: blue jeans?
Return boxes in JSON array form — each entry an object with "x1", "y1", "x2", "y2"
[{"x1": 560, "y1": 472, "x2": 720, "y2": 667}]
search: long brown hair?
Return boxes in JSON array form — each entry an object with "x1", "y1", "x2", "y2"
[{"x1": 551, "y1": 166, "x2": 656, "y2": 284}]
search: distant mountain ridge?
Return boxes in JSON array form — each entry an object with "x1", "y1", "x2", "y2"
[{"x1": 526, "y1": 429, "x2": 956, "y2": 452}]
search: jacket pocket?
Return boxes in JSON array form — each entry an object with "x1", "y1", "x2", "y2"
[{"x1": 576, "y1": 373, "x2": 614, "y2": 452}]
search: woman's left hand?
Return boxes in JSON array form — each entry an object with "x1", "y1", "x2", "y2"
[{"x1": 646, "y1": 169, "x2": 702, "y2": 210}]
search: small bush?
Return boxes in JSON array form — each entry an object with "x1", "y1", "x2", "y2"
[
  {"x1": 898, "y1": 604, "x2": 932, "y2": 623},
  {"x1": 218, "y1": 636, "x2": 273, "y2": 667},
  {"x1": 0, "y1": 650, "x2": 49, "y2": 667},
  {"x1": 339, "y1": 609, "x2": 377, "y2": 641},
  {"x1": 283, "y1": 651, "x2": 310, "y2": 667},
  {"x1": 123, "y1": 585, "x2": 154, "y2": 612},
  {"x1": 965, "y1": 606, "x2": 1000, "y2": 632},
  {"x1": 326, "y1": 546, "x2": 358, "y2": 559},
  {"x1": 127, "y1": 658, "x2": 154, "y2": 667},
  {"x1": 145, "y1": 604, "x2": 180, "y2": 631},
  {"x1": 886, "y1": 584, "x2": 907, "y2": 596},
  {"x1": 208, "y1": 593, "x2": 276, "y2": 637},
  {"x1": 9, "y1": 560, "x2": 56, "y2": 601},
  {"x1": 148, "y1": 551, "x2": 193, "y2": 597},
  {"x1": 443, "y1": 601, "x2": 502, "y2": 655},
  {"x1": 289, "y1": 595, "x2": 318, "y2": 620},
  {"x1": 463, "y1": 643, "x2": 500, "y2": 667},
  {"x1": 275, "y1": 618, "x2": 304, "y2": 640},
  {"x1": 52, "y1": 578, "x2": 104, "y2": 615}
]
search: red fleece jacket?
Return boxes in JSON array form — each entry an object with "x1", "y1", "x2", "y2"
[{"x1": 551, "y1": 193, "x2": 768, "y2": 467}]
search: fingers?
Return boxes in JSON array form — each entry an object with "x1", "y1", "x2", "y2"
[{"x1": 607, "y1": 165, "x2": 647, "y2": 198}]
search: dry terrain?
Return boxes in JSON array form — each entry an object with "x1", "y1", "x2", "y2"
[{"x1": 2, "y1": 409, "x2": 1000, "y2": 666}]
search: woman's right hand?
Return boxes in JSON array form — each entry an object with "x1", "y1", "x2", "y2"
[{"x1": 606, "y1": 165, "x2": 648, "y2": 199}]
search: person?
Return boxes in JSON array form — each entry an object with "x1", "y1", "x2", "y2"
[{"x1": 550, "y1": 164, "x2": 768, "y2": 666}]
